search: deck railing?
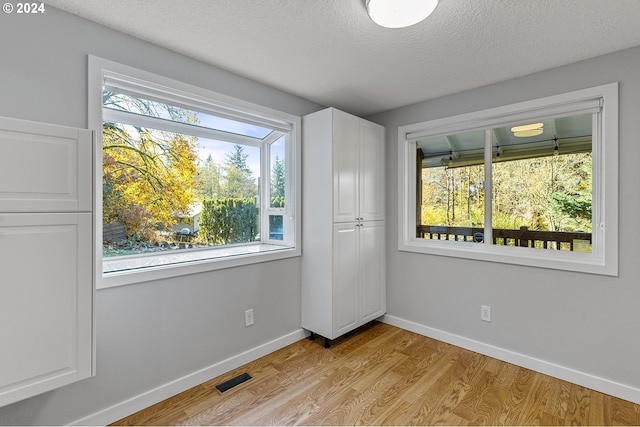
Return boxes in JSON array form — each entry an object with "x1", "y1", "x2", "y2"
[{"x1": 416, "y1": 225, "x2": 592, "y2": 251}]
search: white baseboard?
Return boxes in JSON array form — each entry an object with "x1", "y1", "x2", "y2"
[
  {"x1": 382, "y1": 315, "x2": 640, "y2": 405},
  {"x1": 70, "y1": 329, "x2": 307, "y2": 426}
]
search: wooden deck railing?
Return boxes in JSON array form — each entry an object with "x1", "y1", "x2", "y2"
[{"x1": 417, "y1": 225, "x2": 592, "y2": 251}]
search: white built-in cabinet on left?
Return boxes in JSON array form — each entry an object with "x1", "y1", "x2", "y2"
[
  {"x1": 0, "y1": 116, "x2": 94, "y2": 407},
  {"x1": 302, "y1": 108, "x2": 385, "y2": 344}
]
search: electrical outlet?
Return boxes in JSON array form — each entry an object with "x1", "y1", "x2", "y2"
[
  {"x1": 481, "y1": 305, "x2": 491, "y2": 322},
  {"x1": 245, "y1": 308, "x2": 254, "y2": 327}
]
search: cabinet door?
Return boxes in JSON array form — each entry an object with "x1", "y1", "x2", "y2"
[
  {"x1": 332, "y1": 111, "x2": 360, "y2": 223},
  {"x1": 0, "y1": 213, "x2": 93, "y2": 407},
  {"x1": 332, "y1": 223, "x2": 358, "y2": 338},
  {"x1": 359, "y1": 221, "x2": 386, "y2": 323},
  {"x1": 0, "y1": 117, "x2": 92, "y2": 212},
  {"x1": 359, "y1": 121, "x2": 385, "y2": 221}
]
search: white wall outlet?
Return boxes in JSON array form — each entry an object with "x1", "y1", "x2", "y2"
[
  {"x1": 245, "y1": 308, "x2": 254, "y2": 327},
  {"x1": 481, "y1": 305, "x2": 491, "y2": 322}
]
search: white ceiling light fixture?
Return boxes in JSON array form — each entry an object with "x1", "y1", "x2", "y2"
[
  {"x1": 366, "y1": 0, "x2": 439, "y2": 29},
  {"x1": 511, "y1": 122, "x2": 544, "y2": 138}
]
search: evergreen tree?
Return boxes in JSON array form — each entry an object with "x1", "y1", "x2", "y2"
[
  {"x1": 221, "y1": 144, "x2": 257, "y2": 199},
  {"x1": 271, "y1": 155, "x2": 285, "y2": 206},
  {"x1": 197, "y1": 154, "x2": 222, "y2": 199}
]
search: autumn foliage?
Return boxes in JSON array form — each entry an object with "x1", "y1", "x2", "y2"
[{"x1": 102, "y1": 123, "x2": 199, "y2": 241}]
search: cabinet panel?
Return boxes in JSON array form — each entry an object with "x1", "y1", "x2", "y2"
[
  {"x1": 359, "y1": 121, "x2": 385, "y2": 221},
  {"x1": 0, "y1": 214, "x2": 92, "y2": 406},
  {"x1": 359, "y1": 221, "x2": 386, "y2": 323},
  {"x1": 332, "y1": 224, "x2": 358, "y2": 337},
  {"x1": 0, "y1": 117, "x2": 92, "y2": 212},
  {"x1": 332, "y1": 111, "x2": 360, "y2": 223}
]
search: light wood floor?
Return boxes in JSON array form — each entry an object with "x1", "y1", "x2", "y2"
[{"x1": 112, "y1": 322, "x2": 640, "y2": 425}]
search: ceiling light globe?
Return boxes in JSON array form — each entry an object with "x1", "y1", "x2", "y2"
[{"x1": 366, "y1": 0, "x2": 439, "y2": 29}]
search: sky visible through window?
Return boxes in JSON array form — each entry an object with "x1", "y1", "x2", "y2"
[
  {"x1": 104, "y1": 92, "x2": 273, "y2": 137},
  {"x1": 105, "y1": 91, "x2": 284, "y2": 177},
  {"x1": 197, "y1": 136, "x2": 262, "y2": 176}
]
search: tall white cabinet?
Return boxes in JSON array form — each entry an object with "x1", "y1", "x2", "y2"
[
  {"x1": 0, "y1": 116, "x2": 94, "y2": 407},
  {"x1": 302, "y1": 108, "x2": 385, "y2": 345}
]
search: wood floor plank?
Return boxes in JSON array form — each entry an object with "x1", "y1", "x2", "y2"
[
  {"x1": 609, "y1": 395, "x2": 640, "y2": 425},
  {"x1": 231, "y1": 367, "x2": 352, "y2": 425},
  {"x1": 422, "y1": 352, "x2": 491, "y2": 425},
  {"x1": 545, "y1": 377, "x2": 572, "y2": 420},
  {"x1": 588, "y1": 389, "x2": 606, "y2": 425},
  {"x1": 563, "y1": 384, "x2": 592, "y2": 426},
  {"x1": 398, "y1": 350, "x2": 479, "y2": 425},
  {"x1": 183, "y1": 369, "x2": 287, "y2": 425},
  {"x1": 499, "y1": 366, "x2": 538, "y2": 425},
  {"x1": 391, "y1": 346, "x2": 459, "y2": 406},
  {"x1": 451, "y1": 368, "x2": 499, "y2": 424},
  {"x1": 111, "y1": 322, "x2": 640, "y2": 426},
  {"x1": 368, "y1": 350, "x2": 455, "y2": 426},
  {"x1": 515, "y1": 372, "x2": 553, "y2": 425}
]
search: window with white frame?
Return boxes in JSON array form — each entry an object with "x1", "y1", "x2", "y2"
[
  {"x1": 398, "y1": 83, "x2": 618, "y2": 276},
  {"x1": 89, "y1": 57, "x2": 300, "y2": 286}
]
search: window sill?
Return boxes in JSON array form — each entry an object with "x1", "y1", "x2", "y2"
[
  {"x1": 399, "y1": 238, "x2": 616, "y2": 276},
  {"x1": 99, "y1": 243, "x2": 299, "y2": 289}
]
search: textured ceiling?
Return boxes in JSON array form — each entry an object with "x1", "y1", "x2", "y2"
[{"x1": 44, "y1": 0, "x2": 640, "y2": 116}]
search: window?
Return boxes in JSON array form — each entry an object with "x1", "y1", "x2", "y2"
[
  {"x1": 89, "y1": 57, "x2": 300, "y2": 287},
  {"x1": 398, "y1": 84, "x2": 618, "y2": 275}
]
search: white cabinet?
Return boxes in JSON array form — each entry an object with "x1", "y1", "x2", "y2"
[
  {"x1": 0, "y1": 118, "x2": 92, "y2": 212},
  {"x1": 332, "y1": 109, "x2": 385, "y2": 223},
  {"x1": 357, "y1": 221, "x2": 385, "y2": 323},
  {"x1": 332, "y1": 223, "x2": 359, "y2": 337},
  {"x1": 302, "y1": 108, "x2": 385, "y2": 343},
  {"x1": 332, "y1": 221, "x2": 385, "y2": 338},
  {"x1": 0, "y1": 116, "x2": 94, "y2": 407}
]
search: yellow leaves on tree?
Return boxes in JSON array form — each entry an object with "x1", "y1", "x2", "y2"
[{"x1": 102, "y1": 123, "x2": 199, "y2": 241}]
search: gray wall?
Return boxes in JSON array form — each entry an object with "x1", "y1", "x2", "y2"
[
  {"x1": 0, "y1": 7, "x2": 321, "y2": 426},
  {"x1": 368, "y1": 46, "x2": 640, "y2": 393},
  {"x1": 2, "y1": 5, "x2": 640, "y2": 425}
]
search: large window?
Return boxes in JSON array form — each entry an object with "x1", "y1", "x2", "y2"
[
  {"x1": 398, "y1": 84, "x2": 618, "y2": 275},
  {"x1": 89, "y1": 57, "x2": 300, "y2": 287}
]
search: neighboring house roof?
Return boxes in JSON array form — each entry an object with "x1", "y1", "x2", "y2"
[{"x1": 174, "y1": 202, "x2": 202, "y2": 219}]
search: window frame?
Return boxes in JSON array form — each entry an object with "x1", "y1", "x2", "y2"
[
  {"x1": 398, "y1": 83, "x2": 618, "y2": 276},
  {"x1": 89, "y1": 56, "x2": 301, "y2": 289}
]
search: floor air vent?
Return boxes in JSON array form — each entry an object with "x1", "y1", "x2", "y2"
[{"x1": 215, "y1": 372, "x2": 252, "y2": 393}]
